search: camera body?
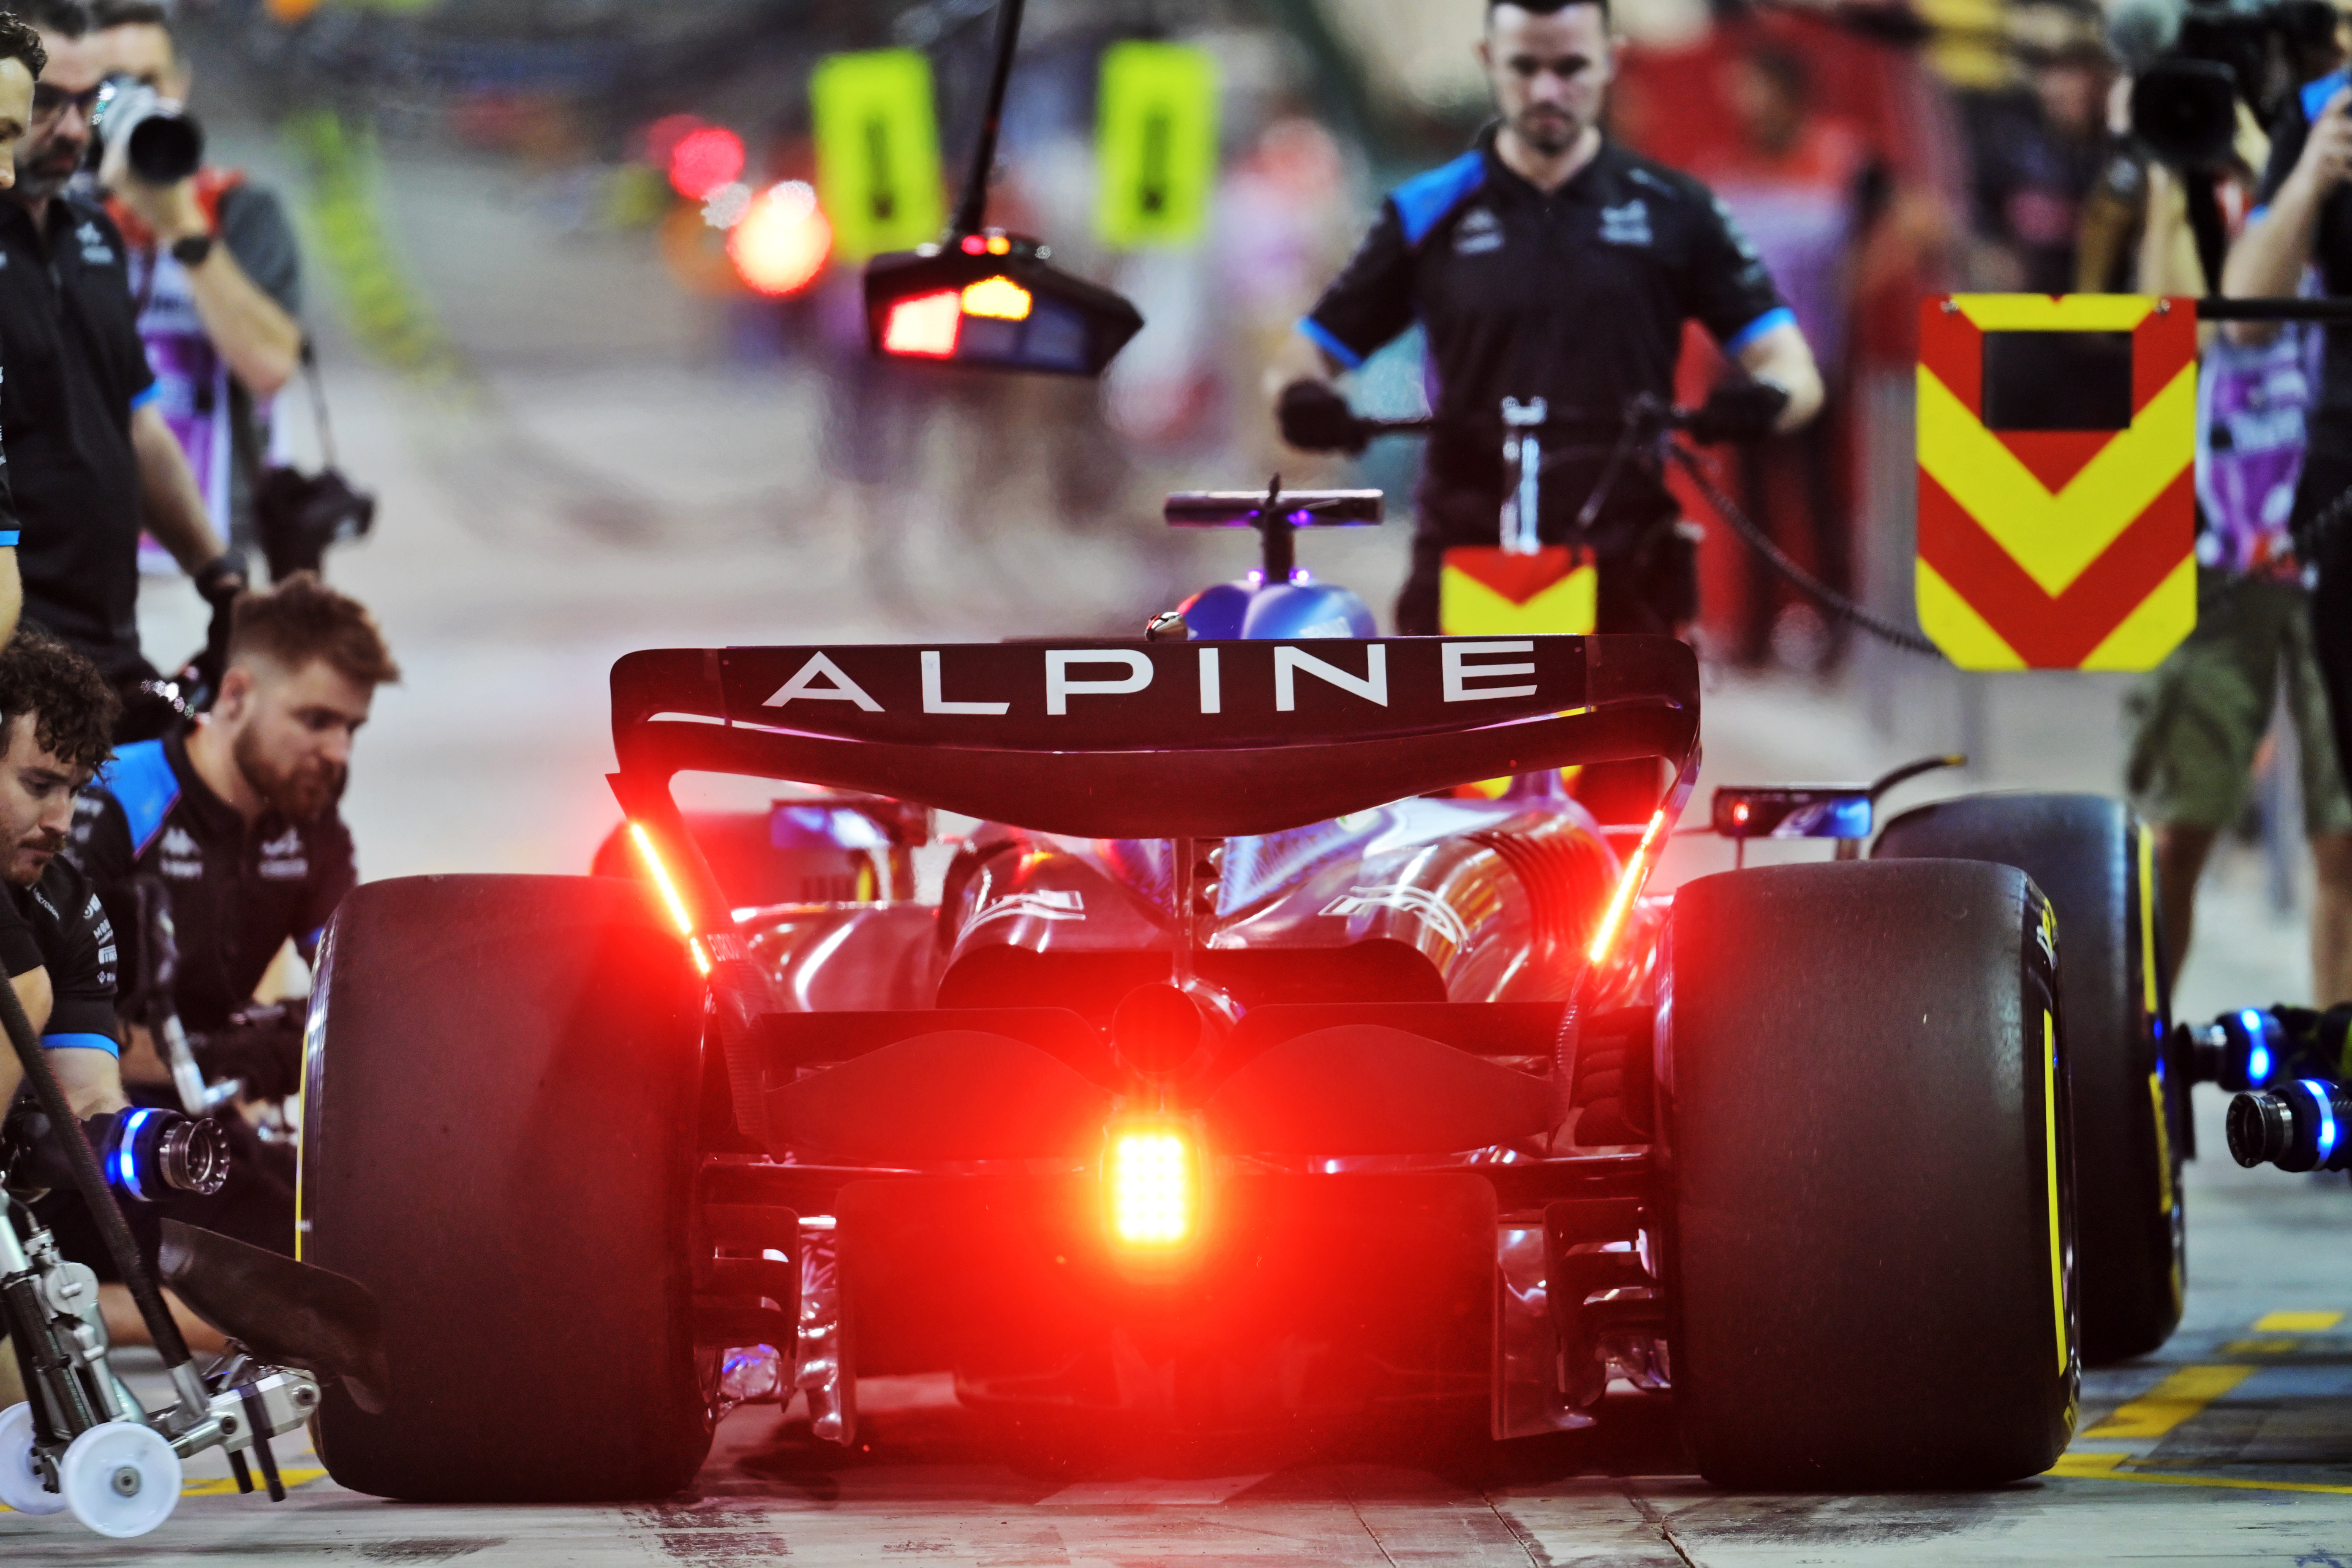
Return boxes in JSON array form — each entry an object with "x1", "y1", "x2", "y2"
[
  {"x1": 87, "y1": 73, "x2": 203, "y2": 186},
  {"x1": 2124, "y1": 0, "x2": 2341, "y2": 169}
]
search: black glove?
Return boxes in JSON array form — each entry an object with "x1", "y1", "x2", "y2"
[
  {"x1": 191, "y1": 1004, "x2": 306, "y2": 1103},
  {"x1": 1684, "y1": 378, "x2": 1792, "y2": 445},
  {"x1": 189, "y1": 552, "x2": 247, "y2": 697},
  {"x1": 1276, "y1": 379, "x2": 1370, "y2": 455}
]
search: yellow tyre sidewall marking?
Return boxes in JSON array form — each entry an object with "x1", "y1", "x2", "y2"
[{"x1": 2046, "y1": 1009, "x2": 2069, "y2": 1375}]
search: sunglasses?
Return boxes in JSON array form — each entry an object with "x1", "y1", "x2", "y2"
[{"x1": 30, "y1": 83, "x2": 102, "y2": 121}]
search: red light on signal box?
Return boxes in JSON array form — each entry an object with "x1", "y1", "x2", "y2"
[
  {"x1": 882, "y1": 290, "x2": 962, "y2": 357},
  {"x1": 668, "y1": 126, "x2": 746, "y2": 201},
  {"x1": 730, "y1": 181, "x2": 832, "y2": 297}
]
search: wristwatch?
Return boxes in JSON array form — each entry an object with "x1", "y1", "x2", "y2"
[{"x1": 169, "y1": 232, "x2": 214, "y2": 269}]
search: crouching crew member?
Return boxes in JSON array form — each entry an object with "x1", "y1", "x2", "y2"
[
  {"x1": 69, "y1": 572, "x2": 397, "y2": 1258},
  {"x1": 0, "y1": 627, "x2": 229, "y2": 1363}
]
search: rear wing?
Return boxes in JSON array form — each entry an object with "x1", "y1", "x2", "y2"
[{"x1": 609, "y1": 635, "x2": 1697, "y2": 844}]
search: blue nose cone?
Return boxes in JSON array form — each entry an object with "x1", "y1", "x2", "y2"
[
  {"x1": 1239, "y1": 582, "x2": 1378, "y2": 640},
  {"x1": 1177, "y1": 581, "x2": 1254, "y2": 641}
]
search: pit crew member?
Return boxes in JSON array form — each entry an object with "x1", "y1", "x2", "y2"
[
  {"x1": 0, "y1": 16, "x2": 47, "y2": 655},
  {"x1": 0, "y1": 626, "x2": 127, "y2": 1122},
  {"x1": 3, "y1": 2, "x2": 243, "y2": 741},
  {"x1": 1271, "y1": 0, "x2": 1824, "y2": 639},
  {"x1": 68, "y1": 572, "x2": 395, "y2": 1257}
]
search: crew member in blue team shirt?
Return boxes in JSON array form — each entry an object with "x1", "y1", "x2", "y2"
[
  {"x1": 1273, "y1": 0, "x2": 1824, "y2": 640},
  {"x1": 70, "y1": 573, "x2": 396, "y2": 1258}
]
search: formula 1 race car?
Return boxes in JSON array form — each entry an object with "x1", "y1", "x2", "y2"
[{"x1": 295, "y1": 493, "x2": 2181, "y2": 1501}]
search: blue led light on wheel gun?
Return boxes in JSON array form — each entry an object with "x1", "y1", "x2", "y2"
[
  {"x1": 92, "y1": 1105, "x2": 231, "y2": 1201},
  {"x1": 114, "y1": 1105, "x2": 158, "y2": 1199},
  {"x1": 2227, "y1": 1076, "x2": 2352, "y2": 1173},
  {"x1": 2246, "y1": 1010, "x2": 2273, "y2": 1086},
  {"x1": 2185, "y1": 1006, "x2": 2289, "y2": 1091}
]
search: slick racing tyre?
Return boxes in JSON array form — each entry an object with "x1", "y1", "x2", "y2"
[
  {"x1": 302, "y1": 875, "x2": 711, "y2": 1501},
  {"x1": 1664, "y1": 860, "x2": 2078, "y2": 1487},
  {"x1": 1876, "y1": 794, "x2": 2182, "y2": 1363}
]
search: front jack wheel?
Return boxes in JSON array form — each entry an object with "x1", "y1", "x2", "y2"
[
  {"x1": 58, "y1": 1420, "x2": 181, "y2": 1538},
  {"x1": 0, "y1": 1402, "x2": 66, "y2": 1514}
]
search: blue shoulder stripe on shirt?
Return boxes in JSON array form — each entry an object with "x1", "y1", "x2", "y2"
[
  {"x1": 1297, "y1": 314, "x2": 1366, "y2": 370},
  {"x1": 2305, "y1": 68, "x2": 2349, "y2": 124},
  {"x1": 0, "y1": 533, "x2": 19, "y2": 548},
  {"x1": 1723, "y1": 305, "x2": 1797, "y2": 355},
  {"x1": 128, "y1": 381, "x2": 163, "y2": 411},
  {"x1": 44, "y1": 1032, "x2": 119, "y2": 1057},
  {"x1": 2305, "y1": 69, "x2": 2342, "y2": 125},
  {"x1": 1391, "y1": 151, "x2": 1488, "y2": 247},
  {"x1": 101, "y1": 738, "x2": 181, "y2": 857}
]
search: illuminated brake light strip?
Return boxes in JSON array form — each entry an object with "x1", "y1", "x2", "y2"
[
  {"x1": 1587, "y1": 807, "x2": 1668, "y2": 969},
  {"x1": 629, "y1": 822, "x2": 713, "y2": 976},
  {"x1": 1111, "y1": 1130, "x2": 1194, "y2": 1246}
]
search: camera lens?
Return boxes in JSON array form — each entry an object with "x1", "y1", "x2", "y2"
[{"x1": 126, "y1": 114, "x2": 201, "y2": 185}]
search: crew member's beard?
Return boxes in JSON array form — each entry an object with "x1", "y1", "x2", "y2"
[
  {"x1": 12, "y1": 138, "x2": 84, "y2": 201},
  {"x1": 1510, "y1": 109, "x2": 1581, "y2": 156},
  {"x1": 6, "y1": 830, "x2": 63, "y2": 887},
  {"x1": 233, "y1": 728, "x2": 346, "y2": 821}
]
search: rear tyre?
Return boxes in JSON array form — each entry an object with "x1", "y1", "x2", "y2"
[
  {"x1": 1875, "y1": 794, "x2": 2182, "y2": 1362},
  {"x1": 302, "y1": 875, "x2": 712, "y2": 1502},
  {"x1": 1665, "y1": 860, "x2": 2078, "y2": 1487}
]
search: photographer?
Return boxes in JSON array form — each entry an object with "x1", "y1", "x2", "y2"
[
  {"x1": 68, "y1": 572, "x2": 395, "y2": 1258},
  {"x1": 1, "y1": 1, "x2": 242, "y2": 741},
  {"x1": 93, "y1": 0, "x2": 302, "y2": 560},
  {"x1": 2222, "y1": 57, "x2": 2352, "y2": 930},
  {"x1": 2119, "y1": 47, "x2": 2352, "y2": 1007}
]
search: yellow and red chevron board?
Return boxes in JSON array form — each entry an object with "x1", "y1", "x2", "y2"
[
  {"x1": 1916, "y1": 295, "x2": 2196, "y2": 670},
  {"x1": 1438, "y1": 544, "x2": 1597, "y2": 636}
]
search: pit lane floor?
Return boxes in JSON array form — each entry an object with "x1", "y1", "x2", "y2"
[{"x1": 8, "y1": 1083, "x2": 2351, "y2": 1567}]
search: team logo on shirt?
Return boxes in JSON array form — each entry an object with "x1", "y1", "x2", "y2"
[
  {"x1": 159, "y1": 825, "x2": 203, "y2": 881},
  {"x1": 1599, "y1": 200, "x2": 1652, "y2": 248},
  {"x1": 1452, "y1": 207, "x2": 1504, "y2": 256},
  {"x1": 87, "y1": 896, "x2": 114, "y2": 990},
  {"x1": 259, "y1": 827, "x2": 308, "y2": 881},
  {"x1": 74, "y1": 222, "x2": 116, "y2": 267}
]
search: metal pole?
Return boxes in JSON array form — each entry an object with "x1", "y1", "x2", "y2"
[{"x1": 949, "y1": 0, "x2": 1027, "y2": 238}]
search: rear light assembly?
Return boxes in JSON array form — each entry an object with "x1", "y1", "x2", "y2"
[
  {"x1": 1104, "y1": 1118, "x2": 1207, "y2": 1257},
  {"x1": 629, "y1": 821, "x2": 713, "y2": 976}
]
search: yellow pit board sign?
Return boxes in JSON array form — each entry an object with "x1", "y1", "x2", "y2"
[
  {"x1": 813, "y1": 50, "x2": 946, "y2": 263},
  {"x1": 1095, "y1": 42, "x2": 1218, "y2": 250}
]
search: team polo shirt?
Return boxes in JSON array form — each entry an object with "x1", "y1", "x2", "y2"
[
  {"x1": 0, "y1": 851, "x2": 121, "y2": 1056},
  {"x1": 0, "y1": 191, "x2": 160, "y2": 682},
  {"x1": 69, "y1": 727, "x2": 355, "y2": 1033},
  {"x1": 1302, "y1": 130, "x2": 1791, "y2": 550}
]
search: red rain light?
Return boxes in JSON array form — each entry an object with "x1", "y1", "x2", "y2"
[
  {"x1": 668, "y1": 126, "x2": 746, "y2": 201},
  {"x1": 629, "y1": 822, "x2": 712, "y2": 976},
  {"x1": 729, "y1": 181, "x2": 832, "y2": 297},
  {"x1": 882, "y1": 289, "x2": 962, "y2": 357},
  {"x1": 1109, "y1": 1125, "x2": 1197, "y2": 1247},
  {"x1": 1587, "y1": 808, "x2": 1668, "y2": 968}
]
